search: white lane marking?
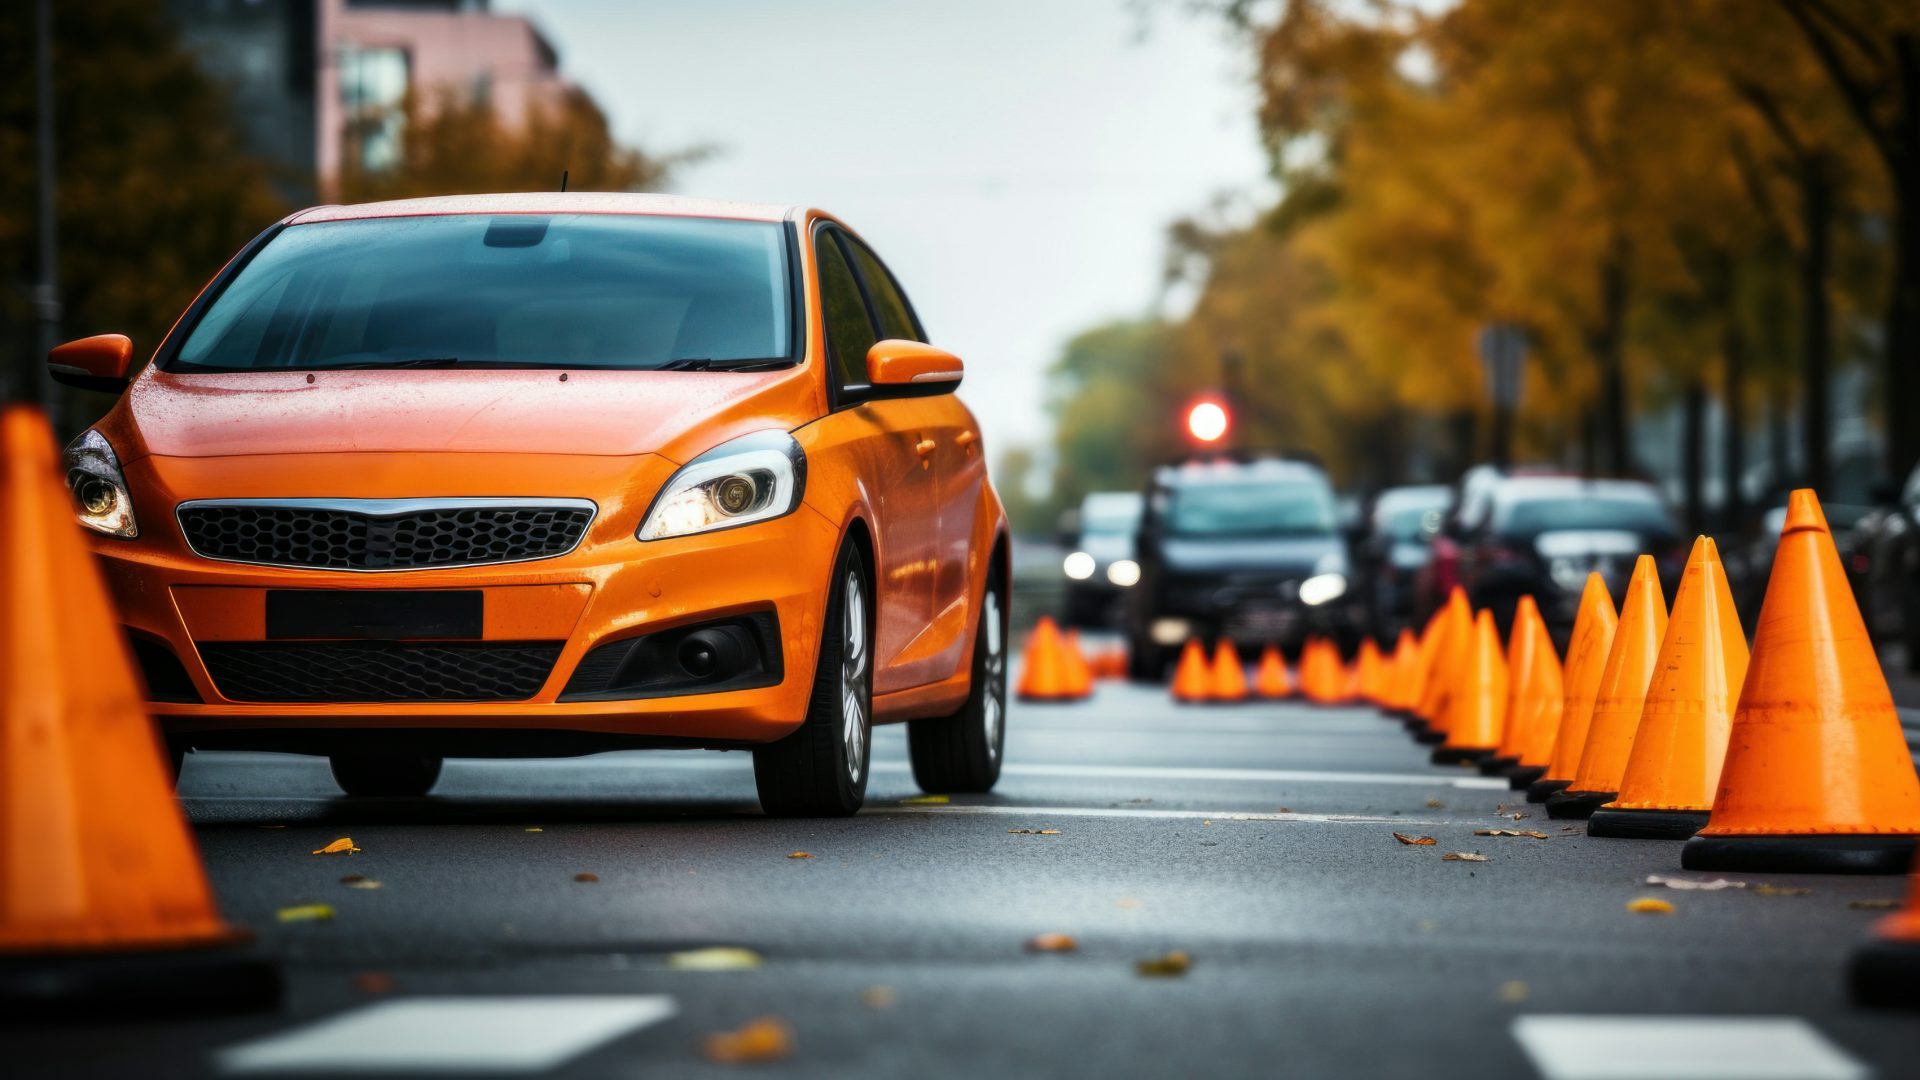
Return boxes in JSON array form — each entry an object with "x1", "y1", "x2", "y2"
[
  {"x1": 219, "y1": 996, "x2": 676, "y2": 1075},
  {"x1": 1511, "y1": 1016, "x2": 1867, "y2": 1080},
  {"x1": 873, "y1": 804, "x2": 1446, "y2": 826},
  {"x1": 991, "y1": 762, "x2": 1508, "y2": 790}
]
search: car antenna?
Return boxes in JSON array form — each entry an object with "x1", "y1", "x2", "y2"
[{"x1": 560, "y1": 169, "x2": 569, "y2": 192}]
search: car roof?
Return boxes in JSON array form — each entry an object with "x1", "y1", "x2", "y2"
[
  {"x1": 1154, "y1": 457, "x2": 1328, "y2": 488},
  {"x1": 1490, "y1": 476, "x2": 1662, "y2": 507},
  {"x1": 1082, "y1": 492, "x2": 1144, "y2": 513},
  {"x1": 287, "y1": 192, "x2": 801, "y2": 226}
]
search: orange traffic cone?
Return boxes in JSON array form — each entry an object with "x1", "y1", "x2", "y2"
[
  {"x1": 1208, "y1": 641, "x2": 1248, "y2": 702},
  {"x1": 1849, "y1": 854, "x2": 1920, "y2": 1007},
  {"x1": 1017, "y1": 617, "x2": 1080, "y2": 702},
  {"x1": 1550, "y1": 555, "x2": 1668, "y2": 820},
  {"x1": 1354, "y1": 638, "x2": 1386, "y2": 703},
  {"x1": 1061, "y1": 630, "x2": 1094, "y2": 699},
  {"x1": 1171, "y1": 639, "x2": 1212, "y2": 704},
  {"x1": 1253, "y1": 645, "x2": 1292, "y2": 699},
  {"x1": 1418, "y1": 590, "x2": 1472, "y2": 744},
  {"x1": 1401, "y1": 610, "x2": 1445, "y2": 729},
  {"x1": 1683, "y1": 491, "x2": 1920, "y2": 873},
  {"x1": 0, "y1": 406, "x2": 279, "y2": 1013},
  {"x1": 1590, "y1": 538, "x2": 1748, "y2": 840},
  {"x1": 1432, "y1": 609, "x2": 1509, "y2": 765},
  {"x1": 1486, "y1": 596, "x2": 1563, "y2": 779},
  {"x1": 1383, "y1": 627, "x2": 1420, "y2": 716},
  {"x1": 1527, "y1": 574, "x2": 1618, "y2": 801}
]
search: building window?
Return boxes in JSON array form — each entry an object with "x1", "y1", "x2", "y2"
[{"x1": 340, "y1": 45, "x2": 409, "y2": 173}]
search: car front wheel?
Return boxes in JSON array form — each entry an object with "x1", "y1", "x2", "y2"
[
  {"x1": 754, "y1": 541, "x2": 873, "y2": 817},
  {"x1": 908, "y1": 567, "x2": 1008, "y2": 793}
]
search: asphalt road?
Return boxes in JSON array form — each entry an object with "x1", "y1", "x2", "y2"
[{"x1": 14, "y1": 673, "x2": 1920, "y2": 1079}]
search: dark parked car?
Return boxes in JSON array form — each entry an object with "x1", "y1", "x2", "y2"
[
  {"x1": 1358, "y1": 484, "x2": 1450, "y2": 639},
  {"x1": 1454, "y1": 476, "x2": 1683, "y2": 647},
  {"x1": 1124, "y1": 456, "x2": 1362, "y2": 680},
  {"x1": 1060, "y1": 491, "x2": 1145, "y2": 626}
]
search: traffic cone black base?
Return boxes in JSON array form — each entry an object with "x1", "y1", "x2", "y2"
[
  {"x1": 1849, "y1": 939, "x2": 1920, "y2": 1009},
  {"x1": 1478, "y1": 755, "x2": 1520, "y2": 776},
  {"x1": 1415, "y1": 728, "x2": 1447, "y2": 745},
  {"x1": 1681, "y1": 834, "x2": 1918, "y2": 875},
  {"x1": 1430, "y1": 746, "x2": 1491, "y2": 766},
  {"x1": 1402, "y1": 716, "x2": 1428, "y2": 733},
  {"x1": 1546, "y1": 789, "x2": 1614, "y2": 820},
  {"x1": 0, "y1": 944, "x2": 281, "y2": 1019},
  {"x1": 1586, "y1": 807, "x2": 1709, "y2": 841},
  {"x1": 1506, "y1": 765, "x2": 1547, "y2": 790},
  {"x1": 1526, "y1": 778, "x2": 1571, "y2": 803}
]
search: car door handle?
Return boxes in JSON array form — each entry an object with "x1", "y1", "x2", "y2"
[{"x1": 915, "y1": 439, "x2": 937, "y2": 456}]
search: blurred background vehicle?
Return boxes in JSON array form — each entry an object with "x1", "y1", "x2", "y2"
[
  {"x1": 1453, "y1": 476, "x2": 1683, "y2": 646},
  {"x1": 1356, "y1": 483, "x2": 1450, "y2": 640},
  {"x1": 1124, "y1": 456, "x2": 1360, "y2": 680},
  {"x1": 1058, "y1": 491, "x2": 1144, "y2": 627}
]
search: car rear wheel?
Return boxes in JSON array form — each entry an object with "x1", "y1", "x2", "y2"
[
  {"x1": 908, "y1": 567, "x2": 1008, "y2": 793},
  {"x1": 754, "y1": 542, "x2": 872, "y2": 817},
  {"x1": 328, "y1": 753, "x2": 443, "y2": 797}
]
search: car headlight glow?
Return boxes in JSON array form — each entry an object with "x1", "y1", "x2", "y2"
[
  {"x1": 1299, "y1": 572, "x2": 1347, "y2": 606},
  {"x1": 638, "y1": 430, "x2": 806, "y2": 541},
  {"x1": 1063, "y1": 551, "x2": 1096, "y2": 580},
  {"x1": 1107, "y1": 558, "x2": 1141, "y2": 587},
  {"x1": 62, "y1": 429, "x2": 138, "y2": 538},
  {"x1": 1150, "y1": 617, "x2": 1191, "y2": 645}
]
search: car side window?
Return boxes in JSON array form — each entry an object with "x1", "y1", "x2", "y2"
[
  {"x1": 844, "y1": 238, "x2": 922, "y2": 343},
  {"x1": 815, "y1": 227, "x2": 877, "y2": 392}
]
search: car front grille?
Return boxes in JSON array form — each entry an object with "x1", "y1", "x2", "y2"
[
  {"x1": 198, "y1": 641, "x2": 564, "y2": 703},
  {"x1": 177, "y1": 499, "x2": 595, "y2": 571}
]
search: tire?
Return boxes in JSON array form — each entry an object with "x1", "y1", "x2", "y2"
[
  {"x1": 328, "y1": 753, "x2": 443, "y2": 797},
  {"x1": 908, "y1": 567, "x2": 1008, "y2": 793},
  {"x1": 754, "y1": 541, "x2": 873, "y2": 817}
]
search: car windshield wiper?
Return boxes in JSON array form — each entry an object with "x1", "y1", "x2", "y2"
[
  {"x1": 655, "y1": 357, "x2": 793, "y2": 372},
  {"x1": 301, "y1": 357, "x2": 465, "y2": 370}
]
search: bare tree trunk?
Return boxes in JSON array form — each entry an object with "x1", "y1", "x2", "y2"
[
  {"x1": 1801, "y1": 156, "x2": 1833, "y2": 495},
  {"x1": 1769, "y1": 380, "x2": 1792, "y2": 498},
  {"x1": 1721, "y1": 316, "x2": 1747, "y2": 529},
  {"x1": 1886, "y1": 34, "x2": 1920, "y2": 489},
  {"x1": 1594, "y1": 232, "x2": 1632, "y2": 475},
  {"x1": 1683, "y1": 377, "x2": 1707, "y2": 533}
]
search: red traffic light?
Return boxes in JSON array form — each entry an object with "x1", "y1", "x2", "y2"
[{"x1": 1186, "y1": 400, "x2": 1229, "y2": 443}]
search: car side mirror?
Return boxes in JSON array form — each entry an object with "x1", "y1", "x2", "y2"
[
  {"x1": 49, "y1": 334, "x2": 134, "y2": 393},
  {"x1": 864, "y1": 339, "x2": 963, "y2": 398}
]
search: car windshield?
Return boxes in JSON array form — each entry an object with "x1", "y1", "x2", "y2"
[
  {"x1": 1081, "y1": 498, "x2": 1142, "y2": 535},
  {"x1": 1378, "y1": 505, "x2": 1440, "y2": 542},
  {"x1": 170, "y1": 214, "x2": 793, "y2": 372},
  {"x1": 1170, "y1": 479, "x2": 1335, "y2": 537},
  {"x1": 1498, "y1": 495, "x2": 1676, "y2": 539}
]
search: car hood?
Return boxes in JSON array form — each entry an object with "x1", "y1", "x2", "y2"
[
  {"x1": 1160, "y1": 534, "x2": 1345, "y2": 576},
  {"x1": 1078, "y1": 533, "x2": 1136, "y2": 563},
  {"x1": 114, "y1": 366, "x2": 820, "y2": 464}
]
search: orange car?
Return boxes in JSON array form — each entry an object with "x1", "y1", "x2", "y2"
[{"x1": 49, "y1": 193, "x2": 1009, "y2": 816}]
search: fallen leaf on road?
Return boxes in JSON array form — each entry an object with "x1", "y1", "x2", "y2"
[
  {"x1": 574, "y1": 872, "x2": 599, "y2": 883},
  {"x1": 1007, "y1": 828, "x2": 1061, "y2": 835},
  {"x1": 1442, "y1": 852, "x2": 1491, "y2": 862},
  {"x1": 1507, "y1": 812, "x2": 1531, "y2": 821},
  {"x1": 1136, "y1": 950, "x2": 1192, "y2": 977},
  {"x1": 1499, "y1": 980, "x2": 1530, "y2": 1003},
  {"x1": 1275, "y1": 806, "x2": 1294, "y2": 814},
  {"x1": 1393, "y1": 832, "x2": 1437, "y2": 845},
  {"x1": 1646, "y1": 874, "x2": 1746, "y2": 891},
  {"x1": 1850, "y1": 899, "x2": 1900, "y2": 910},
  {"x1": 704, "y1": 1017, "x2": 792, "y2": 1064},
  {"x1": 669, "y1": 947, "x2": 764, "y2": 971},
  {"x1": 352, "y1": 972, "x2": 395, "y2": 996},
  {"x1": 1474, "y1": 829, "x2": 1549, "y2": 839},
  {"x1": 311, "y1": 837, "x2": 359, "y2": 855},
  {"x1": 1202, "y1": 820, "x2": 1212, "y2": 826},
  {"x1": 788, "y1": 851, "x2": 814, "y2": 859},
  {"x1": 277, "y1": 903, "x2": 335, "y2": 923},
  {"x1": 900, "y1": 794, "x2": 949, "y2": 805},
  {"x1": 860, "y1": 986, "x2": 896, "y2": 1009},
  {"x1": 1025, "y1": 932, "x2": 1079, "y2": 953},
  {"x1": 1753, "y1": 884, "x2": 1812, "y2": 897},
  {"x1": 1626, "y1": 897, "x2": 1675, "y2": 914},
  {"x1": 1426, "y1": 799, "x2": 1446, "y2": 810},
  {"x1": 524, "y1": 827, "x2": 543, "y2": 833},
  {"x1": 339, "y1": 875, "x2": 382, "y2": 890}
]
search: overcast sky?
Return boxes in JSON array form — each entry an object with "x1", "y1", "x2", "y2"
[{"x1": 497, "y1": 0, "x2": 1275, "y2": 462}]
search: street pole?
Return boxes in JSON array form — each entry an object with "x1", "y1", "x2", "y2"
[{"x1": 31, "y1": 0, "x2": 62, "y2": 419}]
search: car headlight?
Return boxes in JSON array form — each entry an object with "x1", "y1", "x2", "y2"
[
  {"x1": 1107, "y1": 558, "x2": 1141, "y2": 587},
  {"x1": 1150, "y1": 617, "x2": 1191, "y2": 645},
  {"x1": 1549, "y1": 557, "x2": 1584, "y2": 591},
  {"x1": 638, "y1": 430, "x2": 806, "y2": 541},
  {"x1": 1063, "y1": 551, "x2": 1096, "y2": 580},
  {"x1": 1299, "y1": 572, "x2": 1347, "y2": 606},
  {"x1": 62, "y1": 429, "x2": 138, "y2": 538}
]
